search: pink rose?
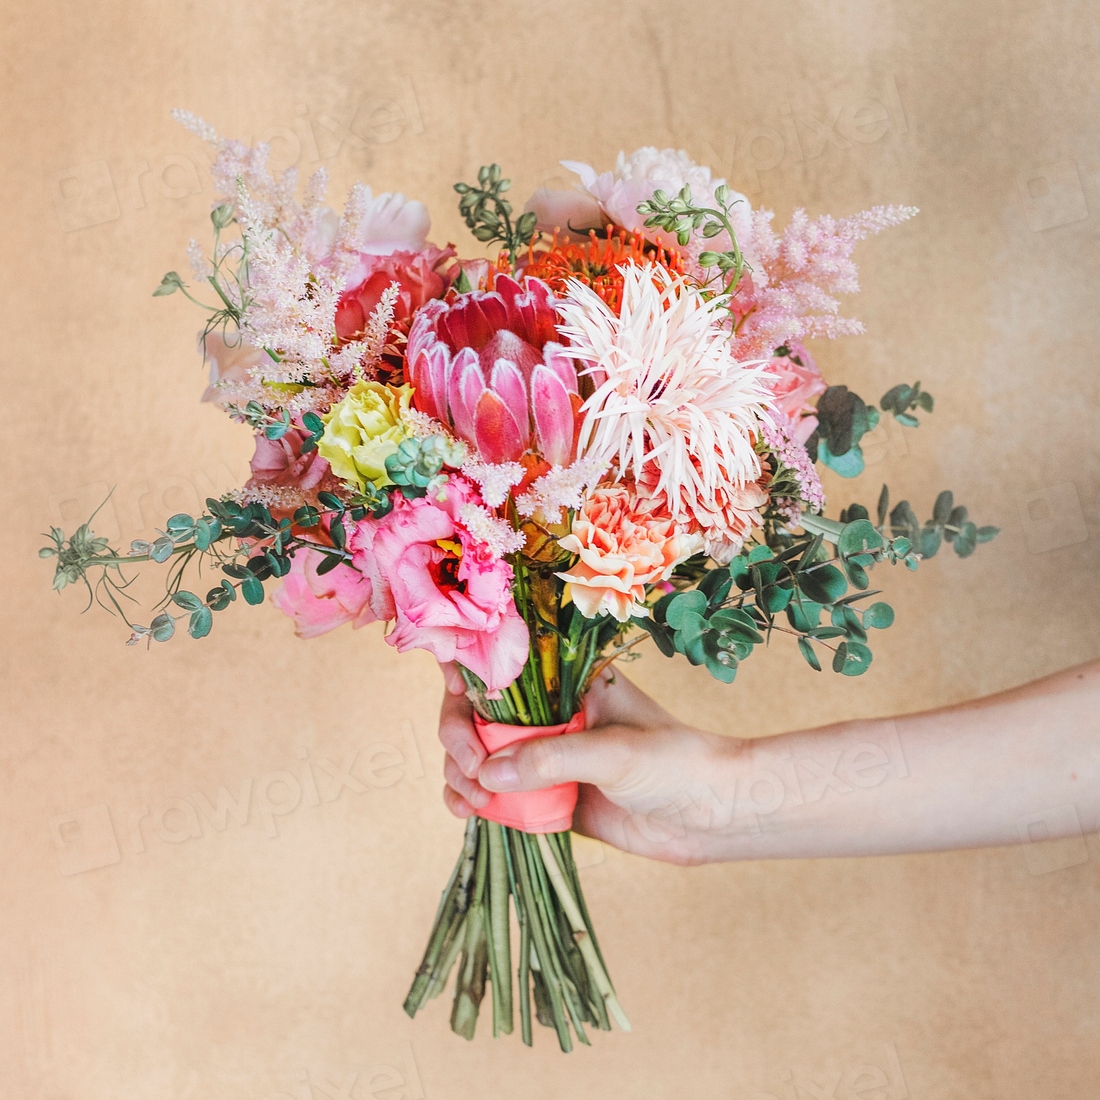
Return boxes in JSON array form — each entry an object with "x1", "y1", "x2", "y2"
[
  {"x1": 766, "y1": 341, "x2": 826, "y2": 436},
  {"x1": 247, "y1": 428, "x2": 331, "y2": 491},
  {"x1": 335, "y1": 245, "x2": 457, "y2": 343},
  {"x1": 348, "y1": 478, "x2": 529, "y2": 691},
  {"x1": 556, "y1": 486, "x2": 704, "y2": 622},
  {"x1": 272, "y1": 546, "x2": 382, "y2": 639}
]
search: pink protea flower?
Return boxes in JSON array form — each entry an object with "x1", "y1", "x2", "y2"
[
  {"x1": 272, "y1": 546, "x2": 384, "y2": 639},
  {"x1": 347, "y1": 476, "x2": 529, "y2": 692},
  {"x1": 556, "y1": 485, "x2": 704, "y2": 621},
  {"x1": 406, "y1": 275, "x2": 582, "y2": 466}
]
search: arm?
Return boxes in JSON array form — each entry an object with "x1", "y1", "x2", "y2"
[{"x1": 437, "y1": 659, "x2": 1100, "y2": 865}]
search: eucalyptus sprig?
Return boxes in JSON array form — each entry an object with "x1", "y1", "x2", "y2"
[
  {"x1": 638, "y1": 516, "x2": 915, "y2": 684},
  {"x1": 636, "y1": 182, "x2": 747, "y2": 290},
  {"x1": 454, "y1": 164, "x2": 538, "y2": 271}
]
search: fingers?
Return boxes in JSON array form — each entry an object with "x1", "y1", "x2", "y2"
[
  {"x1": 437, "y1": 687, "x2": 485, "y2": 779},
  {"x1": 584, "y1": 665, "x2": 679, "y2": 730},
  {"x1": 444, "y1": 753, "x2": 490, "y2": 811},
  {"x1": 478, "y1": 726, "x2": 635, "y2": 793},
  {"x1": 442, "y1": 784, "x2": 477, "y2": 819}
]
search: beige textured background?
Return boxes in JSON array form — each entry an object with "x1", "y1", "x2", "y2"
[{"x1": 3, "y1": 2, "x2": 1099, "y2": 1097}]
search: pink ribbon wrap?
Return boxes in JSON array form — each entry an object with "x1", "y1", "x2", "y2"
[{"x1": 472, "y1": 708, "x2": 585, "y2": 833}]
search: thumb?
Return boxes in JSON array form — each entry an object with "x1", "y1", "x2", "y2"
[{"x1": 478, "y1": 727, "x2": 633, "y2": 793}]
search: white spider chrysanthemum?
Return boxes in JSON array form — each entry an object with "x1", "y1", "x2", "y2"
[{"x1": 557, "y1": 263, "x2": 776, "y2": 549}]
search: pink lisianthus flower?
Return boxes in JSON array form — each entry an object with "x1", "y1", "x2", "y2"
[
  {"x1": 348, "y1": 477, "x2": 529, "y2": 692},
  {"x1": 556, "y1": 485, "x2": 704, "y2": 622},
  {"x1": 765, "y1": 341, "x2": 826, "y2": 444},
  {"x1": 334, "y1": 245, "x2": 457, "y2": 342},
  {"x1": 272, "y1": 545, "x2": 383, "y2": 640}
]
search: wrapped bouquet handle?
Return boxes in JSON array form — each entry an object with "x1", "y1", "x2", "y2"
[{"x1": 472, "y1": 708, "x2": 585, "y2": 833}]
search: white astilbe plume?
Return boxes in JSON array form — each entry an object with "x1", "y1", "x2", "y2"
[
  {"x1": 354, "y1": 282, "x2": 400, "y2": 380},
  {"x1": 458, "y1": 504, "x2": 526, "y2": 558},
  {"x1": 462, "y1": 459, "x2": 525, "y2": 508},
  {"x1": 236, "y1": 180, "x2": 340, "y2": 380},
  {"x1": 515, "y1": 457, "x2": 608, "y2": 524},
  {"x1": 557, "y1": 264, "x2": 776, "y2": 532}
]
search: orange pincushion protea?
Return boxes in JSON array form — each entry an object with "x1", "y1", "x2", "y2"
[{"x1": 523, "y1": 228, "x2": 683, "y2": 314}]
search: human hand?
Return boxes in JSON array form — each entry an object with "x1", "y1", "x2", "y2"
[{"x1": 436, "y1": 662, "x2": 746, "y2": 865}]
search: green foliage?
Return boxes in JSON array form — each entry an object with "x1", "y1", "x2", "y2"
[
  {"x1": 636, "y1": 513, "x2": 913, "y2": 685},
  {"x1": 805, "y1": 386, "x2": 879, "y2": 477},
  {"x1": 454, "y1": 165, "x2": 538, "y2": 265},
  {"x1": 637, "y1": 182, "x2": 747, "y2": 290},
  {"x1": 844, "y1": 485, "x2": 1000, "y2": 561},
  {"x1": 385, "y1": 434, "x2": 466, "y2": 497},
  {"x1": 41, "y1": 489, "x2": 374, "y2": 647},
  {"x1": 881, "y1": 381, "x2": 934, "y2": 427}
]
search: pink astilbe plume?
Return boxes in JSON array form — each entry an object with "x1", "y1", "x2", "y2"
[{"x1": 731, "y1": 204, "x2": 918, "y2": 361}]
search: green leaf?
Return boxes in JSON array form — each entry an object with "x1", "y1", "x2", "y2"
[
  {"x1": 864, "y1": 602, "x2": 895, "y2": 629},
  {"x1": 954, "y1": 521, "x2": 978, "y2": 558},
  {"x1": 786, "y1": 599, "x2": 823, "y2": 632},
  {"x1": 748, "y1": 546, "x2": 775, "y2": 566},
  {"x1": 153, "y1": 271, "x2": 184, "y2": 297},
  {"x1": 895, "y1": 412, "x2": 919, "y2": 428},
  {"x1": 919, "y1": 526, "x2": 942, "y2": 559},
  {"x1": 206, "y1": 586, "x2": 231, "y2": 611},
  {"x1": 211, "y1": 202, "x2": 235, "y2": 229},
  {"x1": 699, "y1": 568, "x2": 732, "y2": 604},
  {"x1": 665, "y1": 590, "x2": 708, "y2": 629},
  {"x1": 636, "y1": 616, "x2": 676, "y2": 657},
  {"x1": 818, "y1": 439, "x2": 865, "y2": 478},
  {"x1": 799, "y1": 564, "x2": 847, "y2": 604},
  {"x1": 318, "y1": 491, "x2": 345, "y2": 514},
  {"x1": 241, "y1": 574, "x2": 264, "y2": 605},
  {"x1": 188, "y1": 607, "x2": 213, "y2": 639},
  {"x1": 150, "y1": 537, "x2": 175, "y2": 563},
  {"x1": 453, "y1": 266, "x2": 473, "y2": 294},
  {"x1": 835, "y1": 640, "x2": 873, "y2": 676},
  {"x1": 880, "y1": 383, "x2": 911, "y2": 412},
  {"x1": 917, "y1": 391, "x2": 934, "y2": 412},
  {"x1": 833, "y1": 605, "x2": 867, "y2": 641},
  {"x1": 150, "y1": 613, "x2": 175, "y2": 642},
  {"x1": 797, "y1": 637, "x2": 822, "y2": 671},
  {"x1": 933, "y1": 491, "x2": 954, "y2": 526},
  {"x1": 844, "y1": 560, "x2": 870, "y2": 590},
  {"x1": 876, "y1": 484, "x2": 890, "y2": 527},
  {"x1": 838, "y1": 519, "x2": 884, "y2": 559},
  {"x1": 709, "y1": 608, "x2": 764, "y2": 645},
  {"x1": 330, "y1": 516, "x2": 346, "y2": 551},
  {"x1": 315, "y1": 552, "x2": 343, "y2": 576},
  {"x1": 172, "y1": 591, "x2": 204, "y2": 612},
  {"x1": 166, "y1": 513, "x2": 194, "y2": 532},
  {"x1": 704, "y1": 650, "x2": 739, "y2": 683},
  {"x1": 976, "y1": 525, "x2": 1000, "y2": 542}
]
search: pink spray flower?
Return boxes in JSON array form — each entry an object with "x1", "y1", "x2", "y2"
[
  {"x1": 272, "y1": 545, "x2": 383, "y2": 640},
  {"x1": 247, "y1": 428, "x2": 332, "y2": 491},
  {"x1": 406, "y1": 275, "x2": 581, "y2": 466},
  {"x1": 347, "y1": 477, "x2": 529, "y2": 692}
]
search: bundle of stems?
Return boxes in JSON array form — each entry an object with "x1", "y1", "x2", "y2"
[{"x1": 403, "y1": 558, "x2": 630, "y2": 1049}]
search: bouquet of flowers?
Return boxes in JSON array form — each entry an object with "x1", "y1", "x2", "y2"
[{"x1": 42, "y1": 116, "x2": 997, "y2": 1051}]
